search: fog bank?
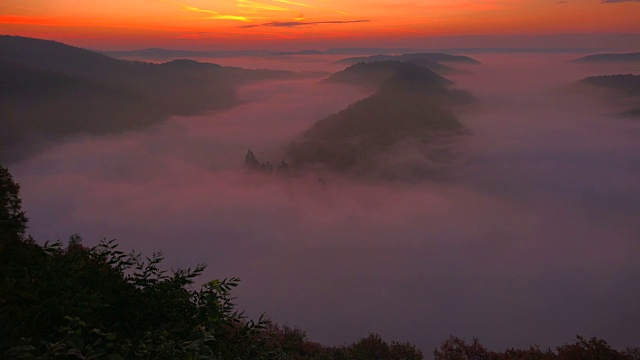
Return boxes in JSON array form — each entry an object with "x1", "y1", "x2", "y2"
[{"x1": 11, "y1": 54, "x2": 640, "y2": 356}]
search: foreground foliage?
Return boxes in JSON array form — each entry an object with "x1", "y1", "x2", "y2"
[
  {"x1": 433, "y1": 335, "x2": 639, "y2": 360},
  {"x1": 2, "y1": 234, "x2": 270, "y2": 359},
  {"x1": 0, "y1": 165, "x2": 421, "y2": 359}
]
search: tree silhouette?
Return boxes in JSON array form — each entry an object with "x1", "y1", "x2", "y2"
[
  {"x1": 244, "y1": 149, "x2": 261, "y2": 169},
  {"x1": 0, "y1": 165, "x2": 28, "y2": 239}
]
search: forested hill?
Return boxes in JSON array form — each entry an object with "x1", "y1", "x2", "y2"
[
  {"x1": 287, "y1": 63, "x2": 474, "y2": 177},
  {"x1": 0, "y1": 36, "x2": 297, "y2": 163}
]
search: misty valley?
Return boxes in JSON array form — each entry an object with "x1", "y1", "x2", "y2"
[{"x1": 2, "y1": 35, "x2": 640, "y2": 359}]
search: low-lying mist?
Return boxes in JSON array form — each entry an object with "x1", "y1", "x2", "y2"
[{"x1": 11, "y1": 54, "x2": 640, "y2": 355}]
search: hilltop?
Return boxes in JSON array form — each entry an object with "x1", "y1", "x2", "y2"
[
  {"x1": 286, "y1": 64, "x2": 473, "y2": 177},
  {"x1": 324, "y1": 60, "x2": 453, "y2": 89}
]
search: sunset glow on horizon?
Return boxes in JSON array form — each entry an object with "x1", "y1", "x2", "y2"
[{"x1": 1, "y1": 0, "x2": 639, "y2": 49}]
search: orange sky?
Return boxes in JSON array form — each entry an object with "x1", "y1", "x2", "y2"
[{"x1": 1, "y1": 0, "x2": 639, "y2": 49}]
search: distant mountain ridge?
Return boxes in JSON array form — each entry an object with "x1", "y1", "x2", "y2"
[
  {"x1": 103, "y1": 48, "x2": 275, "y2": 60},
  {"x1": 337, "y1": 53, "x2": 481, "y2": 65},
  {"x1": 572, "y1": 53, "x2": 640, "y2": 63},
  {"x1": 103, "y1": 47, "x2": 608, "y2": 61}
]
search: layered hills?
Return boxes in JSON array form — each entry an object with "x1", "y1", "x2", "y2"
[{"x1": 0, "y1": 35, "x2": 297, "y2": 162}]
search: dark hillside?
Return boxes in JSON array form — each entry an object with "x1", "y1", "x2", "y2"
[
  {"x1": 0, "y1": 35, "x2": 143, "y2": 81},
  {"x1": 288, "y1": 66, "x2": 470, "y2": 176}
]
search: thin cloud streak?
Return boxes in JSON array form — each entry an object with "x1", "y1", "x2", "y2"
[
  {"x1": 236, "y1": 0, "x2": 306, "y2": 21},
  {"x1": 271, "y1": 0, "x2": 351, "y2": 15},
  {"x1": 240, "y1": 19, "x2": 370, "y2": 28},
  {"x1": 237, "y1": 0, "x2": 292, "y2": 12},
  {"x1": 168, "y1": 0, "x2": 352, "y2": 26},
  {"x1": 175, "y1": 3, "x2": 252, "y2": 22}
]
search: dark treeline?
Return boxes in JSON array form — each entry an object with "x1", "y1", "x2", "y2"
[{"x1": 2, "y1": 165, "x2": 639, "y2": 359}]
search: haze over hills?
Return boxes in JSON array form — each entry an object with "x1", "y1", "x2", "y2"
[
  {"x1": 0, "y1": 36, "x2": 299, "y2": 163},
  {"x1": 103, "y1": 47, "x2": 430, "y2": 61},
  {"x1": 4, "y1": 38, "x2": 640, "y2": 358},
  {"x1": 103, "y1": 47, "x2": 610, "y2": 62},
  {"x1": 286, "y1": 64, "x2": 472, "y2": 178},
  {"x1": 3, "y1": 0, "x2": 640, "y2": 355},
  {"x1": 572, "y1": 53, "x2": 640, "y2": 63}
]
